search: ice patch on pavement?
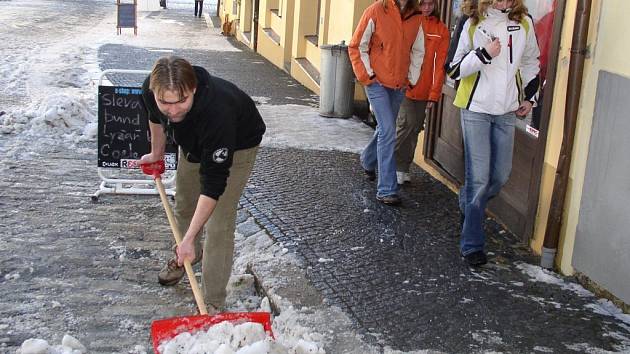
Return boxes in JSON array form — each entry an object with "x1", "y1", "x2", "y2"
[
  {"x1": 516, "y1": 262, "x2": 593, "y2": 297},
  {"x1": 259, "y1": 103, "x2": 373, "y2": 153},
  {"x1": 517, "y1": 262, "x2": 630, "y2": 351},
  {"x1": 585, "y1": 299, "x2": 630, "y2": 326},
  {"x1": 471, "y1": 330, "x2": 504, "y2": 346}
]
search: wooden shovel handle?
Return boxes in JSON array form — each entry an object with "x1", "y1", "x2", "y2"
[{"x1": 154, "y1": 177, "x2": 208, "y2": 315}]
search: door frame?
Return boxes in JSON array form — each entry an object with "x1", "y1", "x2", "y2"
[
  {"x1": 424, "y1": 0, "x2": 568, "y2": 241},
  {"x1": 253, "y1": 0, "x2": 260, "y2": 52}
]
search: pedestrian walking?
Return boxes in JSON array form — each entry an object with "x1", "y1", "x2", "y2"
[
  {"x1": 394, "y1": 0, "x2": 449, "y2": 185},
  {"x1": 160, "y1": 0, "x2": 167, "y2": 9},
  {"x1": 349, "y1": 0, "x2": 424, "y2": 206},
  {"x1": 444, "y1": 0, "x2": 478, "y2": 73},
  {"x1": 446, "y1": 0, "x2": 540, "y2": 266},
  {"x1": 194, "y1": 0, "x2": 204, "y2": 17},
  {"x1": 140, "y1": 56, "x2": 266, "y2": 312}
]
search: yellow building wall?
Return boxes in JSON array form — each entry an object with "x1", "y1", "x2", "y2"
[
  {"x1": 255, "y1": 0, "x2": 294, "y2": 71},
  {"x1": 554, "y1": 0, "x2": 630, "y2": 274},
  {"x1": 289, "y1": 0, "x2": 321, "y2": 93}
]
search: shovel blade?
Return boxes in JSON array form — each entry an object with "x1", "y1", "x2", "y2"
[{"x1": 151, "y1": 312, "x2": 274, "y2": 353}]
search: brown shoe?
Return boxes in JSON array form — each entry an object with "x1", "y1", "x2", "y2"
[
  {"x1": 158, "y1": 246, "x2": 202, "y2": 286},
  {"x1": 158, "y1": 258, "x2": 185, "y2": 286}
]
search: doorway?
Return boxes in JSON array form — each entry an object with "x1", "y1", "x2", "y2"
[{"x1": 424, "y1": 0, "x2": 563, "y2": 240}]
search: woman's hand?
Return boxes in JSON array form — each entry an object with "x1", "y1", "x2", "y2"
[
  {"x1": 176, "y1": 237, "x2": 196, "y2": 266},
  {"x1": 485, "y1": 38, "x2": 501, "y2": 58},
  {"x1": 516, "y1": 101, "x2": 533, "y2": 117}
]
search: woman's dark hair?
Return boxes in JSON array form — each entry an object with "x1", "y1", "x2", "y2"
[{"x1": 419, "y1": 0, "x2": 441, "y2": 18}]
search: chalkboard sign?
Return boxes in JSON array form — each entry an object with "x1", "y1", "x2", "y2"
[
  {"x1": 98, "y1": 85, "x2": 177, "y2": 170},
  {"x1": 117, "y1": 3, "x2": 136, "y2": 29}
]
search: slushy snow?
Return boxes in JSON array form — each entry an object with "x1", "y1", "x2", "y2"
[{"x1": 19, "y1": 334, "x2": 87, "y2": 354}]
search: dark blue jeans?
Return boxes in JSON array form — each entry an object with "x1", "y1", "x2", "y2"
[{"x1": 459, "y1": 109, "x2": 515, "y2": 255}]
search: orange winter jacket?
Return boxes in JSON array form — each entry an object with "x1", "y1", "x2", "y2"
[
  {"x1": 348, "y1": 0, "x2": 424, "y2": 90},
  {"x1": 404, "y1": 15, "x2": 450, "y2": 102}
]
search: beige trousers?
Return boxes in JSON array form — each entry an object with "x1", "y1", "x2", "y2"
[
  {"x1": 394, "y1": 97, "x2": 428, "y2": 173},
  {"x1": 173, "y1": 146, "x2": 258, "y2": 309}
]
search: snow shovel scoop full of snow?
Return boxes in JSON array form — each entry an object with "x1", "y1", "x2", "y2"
[{"x1": 141, "y1": 160, "x2": 274, "y2": 353}]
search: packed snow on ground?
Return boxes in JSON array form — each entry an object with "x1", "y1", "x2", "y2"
[
  {"x1": 0, "y1": 1, "x2": 238, "y2": 148},
  {"x1": 256, "y1": 100, "x2": 373, "y2": 154}
]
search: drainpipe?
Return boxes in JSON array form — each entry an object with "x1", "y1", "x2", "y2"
[{"x1": 541, "y1": 0, "x2": 592, "y2": 269}]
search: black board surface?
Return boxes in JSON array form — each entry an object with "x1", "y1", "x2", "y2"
[
  {"x1": 97, "y1": 86, "x2": 177, "y2": 169},
  {"x1": 117, "y1": 3, "x2": 136, "y2": 29}
]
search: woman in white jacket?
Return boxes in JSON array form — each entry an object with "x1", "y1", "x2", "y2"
[{"x1": 447, "y1": 0, "x2": 540, "y2": 266}]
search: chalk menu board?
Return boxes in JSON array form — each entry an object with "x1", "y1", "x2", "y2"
[
  {"x1": 117, "y1": 3, "x2": 136, "y2": 29},
  {"x1": 98, "y1": 86, "x2": 177, "y2": 170}
]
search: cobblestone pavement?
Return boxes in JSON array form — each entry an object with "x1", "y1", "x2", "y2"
[{"x1": 242, "y1": 148, "x2": 630, "y2": 353}]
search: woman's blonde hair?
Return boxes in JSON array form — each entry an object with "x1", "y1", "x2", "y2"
[
  {"x1": 460, "y1": 0, "x2": 478, "y2": 16},
  {"x1": 471, "y1": 0, "x2": 528, "y2": 25},
  {"x1": 149, "y1": 56, "x2": 198, "y2": 101}
]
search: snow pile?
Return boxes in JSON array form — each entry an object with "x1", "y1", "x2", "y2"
[
  {"x1": 157, "y1": 318, "x2": 324, "y2": 354},
  {"x1": 270, "y1": 305, "x2": 326, "y2": 354},
  {"x1": 1, "y1": 93, "x2": 96, "y2": 141},
  {"x1": 18, "y1": 334, "x2": 86, "y2": 354},
  {"x1": 30, "y1": 94, "x2": 95, "y2": 135}
]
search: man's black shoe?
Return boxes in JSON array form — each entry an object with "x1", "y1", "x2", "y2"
[
  {"x1": 376, "y1": 194, "x2": 401, "y2": 206},
  {"x1": 364, "y1": 169, "x2": 376, "y2": 181},
  {"x1": 463, "y1": 251, "x2": 487, "y2": 266}
]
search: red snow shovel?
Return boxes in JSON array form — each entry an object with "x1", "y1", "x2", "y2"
[{"x1": 141, "y1": 160, "x2": 274, "y2": 352}]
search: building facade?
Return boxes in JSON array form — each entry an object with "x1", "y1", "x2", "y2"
[{"x1": 219, "y1": 0, "x2": 630, "y2": 309}]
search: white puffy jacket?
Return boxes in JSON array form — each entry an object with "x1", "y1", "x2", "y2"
[{"x1": 447, "y1": 8, "x2": 540, "y2": 115}]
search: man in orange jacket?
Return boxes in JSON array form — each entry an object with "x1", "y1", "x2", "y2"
[{"x1": 395, "y1": 0, "x2": 450, "y2": 185}]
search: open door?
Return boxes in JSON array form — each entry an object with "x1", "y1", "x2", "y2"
[{"x1": 424, "y1": 0, "x2": 563, "y2": 240}]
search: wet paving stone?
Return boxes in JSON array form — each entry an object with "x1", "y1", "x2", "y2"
[{"x1": 241, "y1": 147, "x2": 630, "y2": 353}]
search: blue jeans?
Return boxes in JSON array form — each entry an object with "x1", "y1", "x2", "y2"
[
  {"x1": 459, "y1": 109, "x2": 515, "y2": 255},
  {"x1": 361, "y1": 82, "x2": 405, "y2": 197}
]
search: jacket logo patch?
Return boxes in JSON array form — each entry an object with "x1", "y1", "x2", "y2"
[
  {"x1": 508, "y1": 25, "x2": 521, "y2": 32},
  {"x1": 212, "y1": 148, "x2": 229, "y2": 163}
]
